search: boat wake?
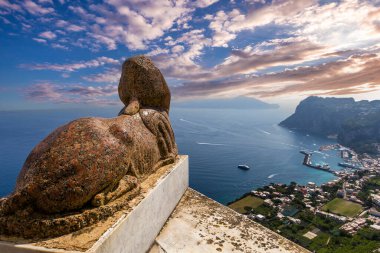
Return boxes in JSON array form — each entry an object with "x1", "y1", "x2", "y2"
[
  {"x1": 279, "y1": 142, "x2": 300, "y2": 149},
  {"x1": 180, "y1": 118, "x2": 204, "y2": 126},
  {"x1": 197, "y1": 142, "x2": 226, "y2": 146},
  {"x1": 258, "y1": 129, "x2": 271, "y2": 135},
  {"x1": 268, "y1": 173, "x2": 279, "y2": 179},
  {"x1": 314, "y1": 150, "x2": 330, "y2": 157},
  {"x1": 180, "y1": 118, "x2": 242, "y2": 137}
]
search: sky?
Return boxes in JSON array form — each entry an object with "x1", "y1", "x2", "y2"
[{"x1": 0, "y1": 0, "x2": 380, "y2": 110}]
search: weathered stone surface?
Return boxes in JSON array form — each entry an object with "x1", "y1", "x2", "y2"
[
  {"x1": 150, "y1": 189, "x2": 310, "y2": 253},
  {"x1": 0, "y1": 55, "x2": 178, "y2": 239},
  {"x1": 118, "y1": 55, "x2": 171, "y2": 116}
]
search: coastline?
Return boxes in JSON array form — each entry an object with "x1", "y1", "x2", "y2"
[
  {"x1": 226, "y1": 143, "x2": 380, "y2": 252},
  {"x1": 228, "y1": 143, "x2": 373, "y2": 205}
]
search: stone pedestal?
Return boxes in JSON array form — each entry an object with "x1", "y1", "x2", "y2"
[{"x1": 0, "y1": 156, "x2": 189, "y2": 253}]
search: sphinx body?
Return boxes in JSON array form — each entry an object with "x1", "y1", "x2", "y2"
[
  {"x1": 1, "y1": 110, "x2": 176, "y2": 215},
  {"x1": 0, "y1": 56, "x2": 178, "y2": 238}
]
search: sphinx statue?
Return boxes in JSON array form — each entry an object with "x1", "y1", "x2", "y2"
[{"x1": 0, "y1": 56, "x2": 178, "y2": 239}]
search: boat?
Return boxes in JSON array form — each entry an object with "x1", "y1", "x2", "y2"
[
  {"x1": 300, "y1": 150, "x2": 311, "y2": 155},
  {"x1": 338, "y1": 162, "x2": 361, "y2": 169},
  {"x1": 316, "y1": 164, "x2": 331, "y2": 171},
  {"x1": 238, "y1": 164, "x2": 250, "y2": 170}
]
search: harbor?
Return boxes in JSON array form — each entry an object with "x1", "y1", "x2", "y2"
[
  {"x1": 300, "y1": 145, "x2": 364, "y2": 176},
  {"x1": 300, "y1": 151, "x2": 334, "y2": 173}
]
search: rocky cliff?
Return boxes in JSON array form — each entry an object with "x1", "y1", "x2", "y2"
[{"x1": 280, "y1": 96, "x2": 380, "y2": 155}]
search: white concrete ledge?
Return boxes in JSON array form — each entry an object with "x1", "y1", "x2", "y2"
[
  {"x1": 89, "y1": 155, "x2": 189, "y2": 253},
  {"x1": 0, "y1": 156, "x2": 189, "y2": 253}
]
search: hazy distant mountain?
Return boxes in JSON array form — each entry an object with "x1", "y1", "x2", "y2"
[
  {"x1": 280, "y1": 96, "x2": 380, "y2": 155},
  {"x1": 172, "y1": 96, "x2": 279, "y2": 109}
]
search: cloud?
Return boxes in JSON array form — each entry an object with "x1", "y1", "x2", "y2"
[
  {"x1": 50, "y1": 0, "x2": 219, "y2": 51},
  {"x1": 192, "y1": 0, "x2": 219, "y2": 8},
  {"x1": 0, "y1": 16, "x2": 11, "y2": 24},
  {"x1": 206, "y1": 0, "x2": 380, "y2": 50},
  {"x1": 287, "y1": 0, "x2": 380, "y2": 51},
  {"x1": 66, "y1": 24, "x2": 85, "y2": 32},
  {"x1": 51, "y1": 43, "x2": 69, "y2": 50},
  {"x1": 39, "y1": 31, "x2": 56, "y2": 40},
  {"x1": 151, "y1": 36, "x2": 329, "y2": 83},
  {"x1": 172, "y1": 49, "x2": 380, "y2": 98},
  {"x1": 207, "y1": 9, "x2": 242, "y2": 47},
  {"x1": 213, "y1": 38, "x2": 327, "y2": 77},
  {"x1": 206, "y1": 0, "x2": 315, "y2": 47},
  {"x1": 3, "y1": 0, "x2": 380, "y2": 104},
  {"x1": 24, "y1": 83, "x2": 120, "y2": 105},
  {"x1": 64, "y1": 84, "x2": 117, "y2": 97},
  {"x1": 146, "y1": 0, "x2": 380, "y2": 101},
  {"x1": 150, "y1": 29, "x2": 212, "y2": 80},
  {"x1": 146, "y1": 47, "x2": 169, "y2": 57},
  {"x1": 89, "y1": 1, "x2": 195, "y2": 50},
  {"x1": 23, "y1": 0, "x2": 54, "y2": 15},
  {"x1": 1, "y1": 0, "x2": 219, "y2": 52},
  {"x1": 171, "y1": 51, "x2": 380, "y2": 99},
  {"x1": 0, "y1": 0, "x2": 54, "y2": 16},
  {"x1": 88, "y1": 33, "x2": 117, "y2": 50},
  {"x1": 82, "y1": 68, "x2": 121, "y2": 83},
  {"x1": 24, "y1": 83, "x2": 62, "y2": 101},
  {"x1": 21, "y1": 57, "x2": 120, "y2": 72},
  {"x1": 33, "y1": 37, "x2": 47, "y2": 43},
  {"x1": 171, "y1": 45, "x2": 185, "y2": 54},
  {"x1": 0, "y1": 0, "x2": 23, "y2": 13},
  {"x1": 254, "y1": 53, "x2": 380, "y2": 97},
  {"x1": 38, "y1": 0, "x2": 53, "y2": 4},
  {"x1": 56, "y1": 19, "x2": 68, "y2": 27}
]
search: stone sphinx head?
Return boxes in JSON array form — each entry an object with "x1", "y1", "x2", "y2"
[
  {"x1": 118, "y1": 56, "x2": 171, "y2": 116},
  {"x1": 0, "y1": 55, "x2": 178, "y2": 239}
]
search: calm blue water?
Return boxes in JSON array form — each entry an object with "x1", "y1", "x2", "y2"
[{"x1": 0, "y1": 107, "x2": 345, "y2": 204}]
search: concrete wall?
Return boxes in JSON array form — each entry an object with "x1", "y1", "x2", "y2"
[{"x1": 88, "y1": 155, "x2": 189, "y2": 253}]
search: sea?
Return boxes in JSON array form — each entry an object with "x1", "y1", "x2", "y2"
[{"x1": 0, "y1": 107, "x2": 346, "y2": 204}]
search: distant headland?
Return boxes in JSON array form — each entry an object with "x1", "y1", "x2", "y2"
[
  {"x1": 172, "y1": 96, "x2": 279, "y2": 110},
  {"x1": 280, "y1": 96, "x2": 380, "y2": 156}
]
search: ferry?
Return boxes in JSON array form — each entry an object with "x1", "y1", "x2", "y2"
[
  {"x1": 338, "y1": 162, "x2": 361, "y2": 169},
  {"x1": 316, "y1": 164, "x2": 331, "y2": 171},
  {"x1": 238, "y1": 164, "x2": 250, "y2": 170},
  {"x1": 306, "y1": 163, "x2": 331, "y2": 172}
]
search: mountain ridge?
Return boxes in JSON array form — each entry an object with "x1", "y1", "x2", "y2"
[
  {"x1": 280, "y1": 96, "x2": 380, "y2": 155},
  {"x1": 172, "y1": 96, "x2": 279, "y2": 110}
]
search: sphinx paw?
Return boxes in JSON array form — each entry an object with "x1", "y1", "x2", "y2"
[
  {"x1": 91, "y1": 194, "x2": 105, "y2": 207},
  {"x1": 119, "y1": 97, "x2": 140, "y2": 116}
]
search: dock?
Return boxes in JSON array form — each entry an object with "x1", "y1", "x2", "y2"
[{"x1": 299, "y1": 151, "x2": 334, "y2": 173}]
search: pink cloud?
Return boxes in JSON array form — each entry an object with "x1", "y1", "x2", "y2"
[
  {"x1": 82, "y1": 68, "x2": 121, "y2": 83},
  {"x1": 33, "y1": 37, "x2": 47, "y2": 43},
  {"x1": 39, "y1": 31, "x2": 56, "y2": 40},
  {"x1": 23, "y1": 0, "x2": 54, "y2": 15},
  {"x1": 0, "y1": 0, "x2": 23, "y2": 12},
  {"x1": 24, "y1": 83, "x2": 120, "y2": 105},
  {"x1": 171, "y1": 51, "x2": 380, "y2": 100},
  {"x1": 24, "y1": 83, "x2": 62, "y2": 101},
  {"x1": 20, "y1": 57, "x2": 120, "y2": 72}
]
